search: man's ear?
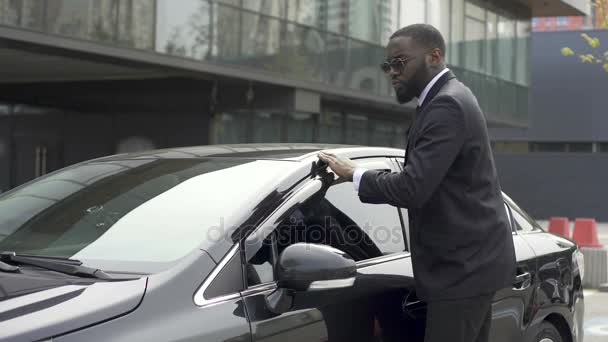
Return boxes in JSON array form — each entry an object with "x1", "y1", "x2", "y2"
[{"x1": 429, "y1": 48, "x2": 443, "y2": 66}]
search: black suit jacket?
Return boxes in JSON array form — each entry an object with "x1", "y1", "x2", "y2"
[{"x1": 359, "y1": 71, "x2": 516, "y2": 301}]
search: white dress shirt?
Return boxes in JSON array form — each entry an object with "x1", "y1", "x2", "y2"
[{"x1": 353, "y1": 68, "x2": 450, "y2": 192}]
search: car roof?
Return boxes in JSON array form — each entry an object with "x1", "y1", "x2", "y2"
[{"x1": 94, "y1": 143, "x2": 405, "y2": 162}]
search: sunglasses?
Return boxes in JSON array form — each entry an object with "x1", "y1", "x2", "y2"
[{"x1": 380, "y1": 55, "x2": 417, "y2": 74}]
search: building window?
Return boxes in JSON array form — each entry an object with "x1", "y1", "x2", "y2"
[
  {"x1": 394, "y1": 124, "x2": 406, "y2": 149},
  {"x1": 242, "y1": 0, "x2": 286, "y2": 19},
  {"x1": 252, "y1": 112, "x2": 283, "y2": 143},
  {"x1": 399, "y1": 0, "x2": 425, "y2": 27},
  {"x1": 241, "y1": 9, "x2": 281, "y2": 64},
  {"x1": 493, "y1": 141, "x2": 529, "y2": 153},
  {"x1": 319, "y1": 111, "x2": 343, "y2": 144},
  {"x1": 0, "y1": 104, "x2": 9, "y2": 115},
  {"x1": 486, "y1": 10, "x2": 498, "y2": 75},
  {"x1": 117, "y1": 0, "x2": 156, "y2": 49},
  {"x1": 286, "y1": 0, "x2": 323, "y2": 28},
  {"x1": 369, "y1": 118, "x2": 396, "y2": 147},
  {"x1": 530, "y1": 142, "x2": 567, "y2": 152},
  {"x1": 426, "y1": 0, "x2": 450, "y2": 47},
  {"x1": 515, "y1": 20, "x2": 530, "y2": 85},
  {"x1": 532, "y1": 18, "x2": 540, "y2": 28},
  {"x1": 497, "y1": 15, "x2": 515, "y2": 82},
  {"x1": 493, "y1": 141, "x2": 597, "y2": 154},
  {"x1": 465, "y1": 1, "x2": 485, "y2": 21},
  {"x1": 567, "y1": 142, "x2": 593, "y2": 153},
  {"x1": 599, "y1": 143, "x2": 608, "y2": 152},
  {"x1": 556, "y1": 16, "x2": 568, "y2": 26},
  {"x1": 464, "y1": 16, "x2": 485, "y2": 72},
  {"x1": 286, "y1": 112, "x2": 316, "y2": 143},
  {"x1": 450, "y1": 0, "x2": 464, "y2": 66},
  {"x1": 156, "y1": 0, "x2": 215, "y2": 59},
  {"x1": 13, "y1": 0, "x2": 46, "y2": 30},
  {"x1": 212, "y1": 112, "x2": 249, "y2": 144},
  {"x1": 344, "y1": 114, "x2": 368, "y2": 145},
  {"x1": 116, "y1": 136, "x2": 156, "y2": 154},
  {"x1": 528, "y1": 142, "x2": 593, "y2": 153},
  {"x1": 348, "y1": 0, "x2": 391, "y2": 43}
]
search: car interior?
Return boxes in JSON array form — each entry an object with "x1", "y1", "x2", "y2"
[{"x1": 246, "y1": 184, "x2": 426, "y2": 342}]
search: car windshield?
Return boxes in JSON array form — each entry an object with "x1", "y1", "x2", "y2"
[{"x1": 0, "y1": 158, "x2": 297, "y2": 274}]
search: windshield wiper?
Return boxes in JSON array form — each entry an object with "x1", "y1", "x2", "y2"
[
  {"x1": 0, "y1": 259, "x2": 19, "y2": 273},
  {"x1": 0, "y1": 252, "x2": 112, "y2": 279}
]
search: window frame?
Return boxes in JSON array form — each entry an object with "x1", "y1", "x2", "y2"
[
  {"x1": 503, "y1": 200, "x2": 516, "y2": 234},
  {"x1": 192, "y1": 153, "x2": 412, "y2": 303},
  {"x1": 391, "y1": 157, "x2": 410, "y2": 252},
  {"x1": 504, "y1": 195, "x2": 543, "y2": 234},
  {"x1": 242, "y1": 156, "x2": 408, "y2": 289},
  {"x1": 242, "y1": 178, "x2": 324, "y2": 289},
  {"x1": 194, "y1": 176, "x2": 323, "y2": 303},
  {"x1": 194, "y1": 243, "x2": 242, "y2": 306},
  {"x1": 201, "y1": 243, "x2": 245, "y2": 301},
  {"x1": 336, "y1": 156, "x2": 408, "y2": 255}
]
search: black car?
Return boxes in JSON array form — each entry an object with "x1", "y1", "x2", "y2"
[{"x1": 0, "y1": 144, "x2": 584, "y2": 342}]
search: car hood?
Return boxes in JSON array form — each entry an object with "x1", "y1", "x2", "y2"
[{"x1": 0, "y1": 271, "x2": 146, "y2": 342}]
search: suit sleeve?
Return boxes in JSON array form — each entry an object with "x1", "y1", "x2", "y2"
[{"x1": 358, "y1": 97, "x2": 465, "y2": 208}]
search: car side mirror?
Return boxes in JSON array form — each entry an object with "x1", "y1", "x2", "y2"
[{"x1": 265, "y1": 243, "x2": 356, "y2": 314}]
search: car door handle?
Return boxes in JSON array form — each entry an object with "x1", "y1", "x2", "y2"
[{"x1": 513, "y1": 272, "x2": 532, "y2": 291}]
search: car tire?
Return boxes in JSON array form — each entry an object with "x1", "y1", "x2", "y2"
[{"x1": 533, "y1": 321, "x2": 563, "y2": 342}]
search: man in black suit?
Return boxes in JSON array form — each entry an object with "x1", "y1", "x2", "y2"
[{"x1": 318, "y1": 24, "x2": 516, "y2": 342}]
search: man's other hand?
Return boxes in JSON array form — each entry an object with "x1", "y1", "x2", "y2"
[{"x1": 317, "y1": 151, "x2": 357, "y2": 181}]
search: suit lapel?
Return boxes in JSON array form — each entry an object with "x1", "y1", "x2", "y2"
[
  {"x1": 404, "y1": 106, "x2": 421, "y2": 161},
  {"x1": 419, "y1": 70, "x2": 456, "y2": 110},
  {"x1": 404, "y1": 70, "x2": 456, "y2": 161}
]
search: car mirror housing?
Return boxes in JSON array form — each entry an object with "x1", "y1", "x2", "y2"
[{"x1": 265, "y1": 243, "x2": 356, "y2": 314}]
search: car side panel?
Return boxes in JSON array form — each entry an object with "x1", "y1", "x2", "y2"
[
  {"x1": 520, "y1": 232, "x2": 581, "y2": 342},
  {"x1": 489, "y1": 234, "x2": 537, "y2": 342},
  {"x1": 243, "y1": 255, "x2": 416, "y2": 342},
  {"x1": 242, "y1": 285, "x2": 331, "y2": 342}
]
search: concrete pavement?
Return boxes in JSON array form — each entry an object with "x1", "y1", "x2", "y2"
[{"x1": 583, "y1": 289, "x2": 608, "y2": 342}]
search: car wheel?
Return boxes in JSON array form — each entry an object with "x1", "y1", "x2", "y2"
[{"x1": 533, "y1": 322, "x2": 563, "y2": 342}]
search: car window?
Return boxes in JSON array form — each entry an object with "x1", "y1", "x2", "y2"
[
  {"x1": 503, "y1": 194, "x2": 542, "y2": 232},
  {"x1": 0, "y1": 158, "x2": 299, "y2": 274},
  {"x1": 507, "y1": 202, "x2": 540, "y2": 232},
  {"x1": 204, "y1": 248, "x2": 244, "y2": 299},
  {"x1": 395, "y1": 157, "x2": 405, "y2": 170},
  {"x1": 504, "y1": 202, "x2": 515, "y2": 233},
  {"x1": 399, "y1": 209, "x2": 411, "y2": 251},
  {"x1": 325, "y1": 182, "x2": 405, "y2": 255},
  {"x1": 247, "y1": 233, "x2": 276, "y2": 286},
  {"x1": 245, "y1": 158, "x2": 406, "y2": 286},
  {"x1": 330, "y1": 157, "x2": 406, "y2": 255},
  {"x1": 510, "y1": 207, "x2": 535, "y2": 232}
]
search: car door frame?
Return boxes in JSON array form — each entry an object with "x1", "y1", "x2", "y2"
[
  {"x1": 238, "y1": 156, "x2": 416, "y2": 341},
  {"x1": 504, "y1": 195, "x2": 582, "y2": 342},
  {"x1": 485, "y1": 199, "x2": 539, "y2": 342},
  {"x1": 393, "y1": 153, "x2": 539, "y2": 341}
]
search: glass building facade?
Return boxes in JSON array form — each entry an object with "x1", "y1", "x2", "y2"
[
  {"x1": 1, "y1": 0, "x2": 531, "y2": 123},
  {"x1": 5, "y1": 0, "x2": 583, "y2": 191}
]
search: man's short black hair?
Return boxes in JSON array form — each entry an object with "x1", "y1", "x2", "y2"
[{"x1": 390, "y1": 24, "x2": 446, "y2": 57}]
